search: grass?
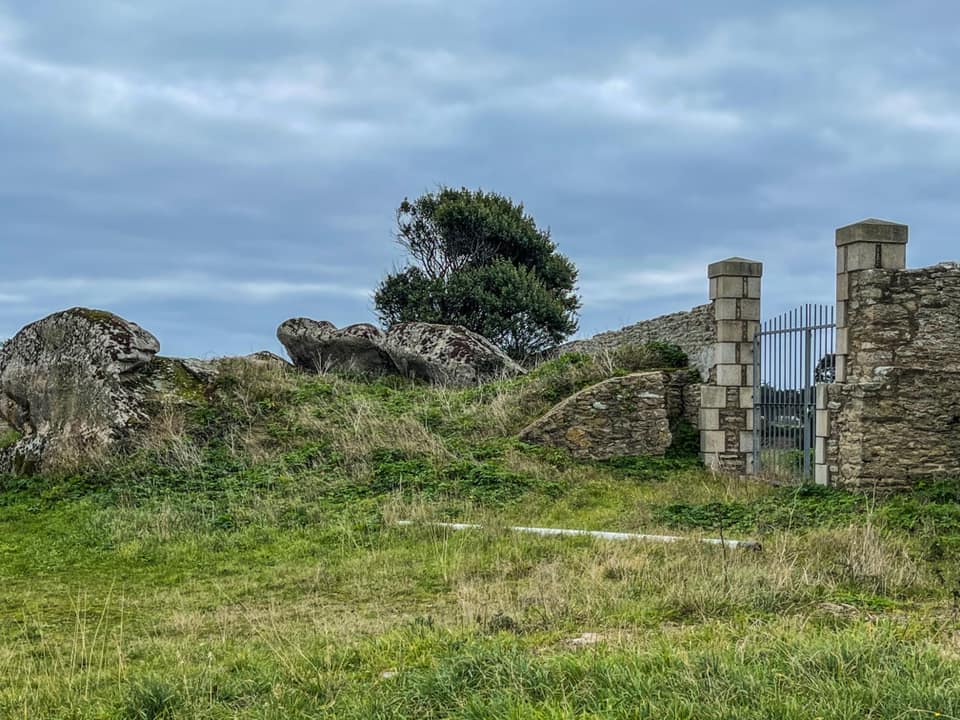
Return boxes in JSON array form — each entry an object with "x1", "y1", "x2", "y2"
[
  {"x1": 0, "y1": 426, "x2": 21, "y2": 449},
  {"x1": 2, "y1": 352, "x2": 960, "y2": 717}
]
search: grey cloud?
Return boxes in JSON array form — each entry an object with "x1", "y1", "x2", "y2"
[{"x1": 1, "y1": 1, "x2": 959, "y2": 354}]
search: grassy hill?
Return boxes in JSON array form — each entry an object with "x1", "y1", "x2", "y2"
[{"x1": 3, "y1": 354, "x2": 960, "y2": 718}]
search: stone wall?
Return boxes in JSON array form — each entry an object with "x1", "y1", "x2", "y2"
[
  {"x1": 822, "y1": 261, "x2": 960, "y2": 490},
  {"x1": 519, "y1": 369, "x2": 700, "y2": 460},
  {"x1": 845, "y1": 263, "x2": 960, "y2": 380},
  {"x1": 559, "y1": 304, "x2": 716, "y2": 381},
  {"x1": 544, "y1": 257, "x2": 762, "y2": 470}
]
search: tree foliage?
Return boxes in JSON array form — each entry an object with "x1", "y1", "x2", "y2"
[{"x1": 374, "y1": 187, "x2": 580, "y2": 359}]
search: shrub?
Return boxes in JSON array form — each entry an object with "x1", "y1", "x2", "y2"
[
  {"x1": 374, "y1": 186, "x2": 581, "y2": 359},
  {"x1": 610, "y1": 341, "x2": 688, "y2": 372}
]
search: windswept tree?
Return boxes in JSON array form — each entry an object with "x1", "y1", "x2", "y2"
[{"x1": 374, "y1": 187, "x2": 580, "y2": 359}]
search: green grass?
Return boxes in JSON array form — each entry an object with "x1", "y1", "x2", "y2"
[
  {"x1": 0, "y1": 426, "x2": 21, "y2": 449},
  {"x1": 3, "y1": 353, "x2": 960, "y2": 717}
]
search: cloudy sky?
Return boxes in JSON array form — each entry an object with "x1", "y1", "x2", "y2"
[{"x1": 1, "y1": 1, "x2": 958, "y2": 357}]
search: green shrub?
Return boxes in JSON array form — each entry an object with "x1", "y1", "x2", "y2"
[
  {"x1": 666, "y1": 418, "x2": 700, "y2": 458},
  {"x1": 611, "y1": 341, "x2": 688, "y2": 372},
  {"x1": 879, "y1": 480, "x2": 960, "y2": 534},
  {"x1": 370, "y1": 448, "x2": 563, "y2": 504},
  {"x1": 525, "y1": 352, "x2": 597, "y2": 403},
  {"x1": 374, "y1": 186, "x2": 581, "y2": 359},
  {"x1": 652, "y1": 484, "x2": 865, "y2": 532},
  {"x1": 371, "y1": 448, "x2": 436, "y2": 493},
  {"x1": 599, "y1": 455, "x2": 703, "y2": 480},
  {"x1": 652, "y1": 500, "x2": 755, "y2": 531}
]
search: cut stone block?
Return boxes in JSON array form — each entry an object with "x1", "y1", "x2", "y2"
[
  {"x1": 715, "y1": 342, "x2": 738, "y2": 364},
  {"x1": 715, "y1": 364, "x2": 743, "y2": 387},
  {"x1": 739, "y1": 298, "x2": 761, "y2": 321},
  {"x1": 715, "y1": 275, "x2": 747, "y2": 298},
  {"x1": 815, "y1": 464, "x2": 829, "y2": 486},
  {"x1": 714, "y1": 299, "x2": 739, "y2": 320},
  {"x1": 707, "y1": 257, "x2": 763, "y2": 278},
  {"x1": 717, "y1": 320, "x2": 746, "y2": 342},
  {"x1": 701, "y1": 430, "x2": 726, "y2": 453},
  {"x1": 699, "y1": 408, "x2": 719, "y2": 430},
  {"x1": 701, "y1": 386, "x2": 727, "y2": 408},
  {"x1": 835, "y1": 218, "x2": 908, "y2": 247}
]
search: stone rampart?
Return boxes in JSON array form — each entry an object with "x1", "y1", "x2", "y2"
[{"x1": 559, "y1": 304, "x2": 716, "y2": 380}]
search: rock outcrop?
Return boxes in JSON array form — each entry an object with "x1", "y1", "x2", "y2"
[
  {"x1": 276, "y1": 319, "x2": 395, "y2": 375},
  {"x1": 519, "y1": 370, "x2": 700, "y2": 460},
  {"x1": 276, "y1": 318, "x2": 525, "y2": 386},
  {"x1": 0, "y1": 308, "x2": 253, "y2": 474},
  {"x1": 0, "y1": 308, "x2": 162, "y2": 473},
  {"x1": 382, "y1": 322, "x2": 525, "y2": 386}
]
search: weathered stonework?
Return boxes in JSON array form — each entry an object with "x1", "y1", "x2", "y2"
[
  {"x1": 845, "y1": 263, "x2": 960, "y2": 379},
  {"x1": 518, "y1": 370, "x2": 700, "y2": 460},
  {"x1": 700, "y1": 257, "x2": 762, "y2": 475},
  {"x1": 822, "y1": 260, "x2": 960, "y2": 491},
  {"x1": 834, "y1": 218, "x2": 909, "y2": 383},
  {"x1": 559, "y1": 304, "x2": 716, "y2": 380}
]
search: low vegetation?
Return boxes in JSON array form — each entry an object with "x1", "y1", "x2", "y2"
[{"x1": 3, "y1": 350, "x2": 960, "y2": 718}]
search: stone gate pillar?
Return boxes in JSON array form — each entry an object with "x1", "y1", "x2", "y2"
[
  {"x1": 700, "y1": 257, "x2": 762, "y2": 474},
  {"x1": 834, "y1": 219, "x2": 908, "y2": 382},
  {"x1": 815, "y1": 218, "x2": 908, "y2": 485}
]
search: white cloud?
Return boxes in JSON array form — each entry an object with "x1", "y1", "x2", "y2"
[
  {"x1": 536, "y1": 74, "x2": 743, "y2": 132},
  {"x1": 0, "y1": 273, "x2": 371, "y2": 306},
  {"x1": 579, "y1": 261, "x2": 707, "y2": 306},
  {"x1": 873, "y1": 90, "x2": 960, "y2": 134}
]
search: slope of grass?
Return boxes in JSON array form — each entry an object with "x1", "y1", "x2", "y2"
[{"x1": 2, "y1": 354, "x2": 960, "y2": 718}]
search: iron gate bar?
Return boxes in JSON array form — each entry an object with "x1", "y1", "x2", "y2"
[
  {"x1": 756, "y1": 323, "x2": 836, "y2": 335},
  {"x1": 752, "y1": 303, "x2": 836, "y2": 482}
]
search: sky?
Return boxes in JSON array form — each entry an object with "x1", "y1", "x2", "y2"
[{"x1": 1, "y1": 1, "x2": 959, "y2": 358}]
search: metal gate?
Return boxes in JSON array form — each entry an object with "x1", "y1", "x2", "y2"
[{"x1": 752, "y1": 304, "x2": 836, "y2": 481}]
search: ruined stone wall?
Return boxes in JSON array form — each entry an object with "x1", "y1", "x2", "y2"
[
  {"x1": 544, "y1": 256, "x2": 759, "y2": 471},
  {"x1": 518, "y1": 369, "x2": 700, "y2": 460},
  {"x1": 559, "y1": 304, "x2": 716, "y2": 381},
  {"x1": 825, "y1": 262, "x2": 960, "y2": 490}
]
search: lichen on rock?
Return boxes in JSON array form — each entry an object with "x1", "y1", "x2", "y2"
[
  {"x1": 0, "y1": 307, "x2": 163, "y2": 472},
  {"x1": 277, "y1": 318, "x2": 395, "y2": 375},
  {"x1": 381, "y1": 322, "x2": 525, "y2": 386},
  {"x1": 275, "y1": 317, "x2": 526, "y2": 387},
  {"x1": 0, "y1": 308, "x2": 233, "y2": 474}
]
